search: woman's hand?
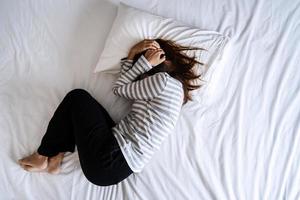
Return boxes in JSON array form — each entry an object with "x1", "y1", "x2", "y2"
[
  {"x1": 144, "y1": 48, "x2": 166, "y2": 67},
  {"x1": 127, "y1": 39, "x2": 160, "y2": 60}
]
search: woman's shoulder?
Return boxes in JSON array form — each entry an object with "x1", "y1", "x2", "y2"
[
  {"x1": 151, "y1": 72, "x2": 183, "y2": 91},
  {"x1": 164, "y1": 73, "x2": 182, "y2": 86},
  {"x1": 162, "y1": 73, "x2": 184, "y2": 93}
]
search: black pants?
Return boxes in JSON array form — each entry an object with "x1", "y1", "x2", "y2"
[{"x1": 37, "y1": 89, "x2": 133, "y2": 186}]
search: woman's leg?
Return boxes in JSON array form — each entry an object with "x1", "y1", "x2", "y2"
[
  {"x1": 58, "y1": 89, "x2": 132, "y2": 186},
  {"x1": 19, "y1": 88, "x2": 115, "y2": 172},
  {"x1": 19, "y1": 87, "x2": 80, "y2": 170},
  {"x1": 19, "y1": 89, "x2": 81, "y2": 171},
  {"x1": 19, "y1": 89, "x2": 132, "y2": 185},
  {"x1": 37, "y1": 88, "x2": 114, "y2": 156},
  {"x1": 36, "y1": 90, "x2": 81, "y2": 156}
]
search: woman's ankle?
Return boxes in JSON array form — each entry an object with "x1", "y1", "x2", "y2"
[{"x1": 35, "y1": 152, "x2": 48, "y2": 159}]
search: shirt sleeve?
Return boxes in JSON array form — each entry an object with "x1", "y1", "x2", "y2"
[
  {"x1": 112, "y1": 55, "x2": 168, "y2": 100},
  {"x1": 119, "y1": 57, "x2": 133, "y2": 75}
]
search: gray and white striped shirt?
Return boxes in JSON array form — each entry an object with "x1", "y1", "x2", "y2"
[{"x1": 112, "y1": 55, "x2": 184, "y2": 173}]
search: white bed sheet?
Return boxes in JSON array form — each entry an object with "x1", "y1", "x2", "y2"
[{"x1": 0, "y1": 0, "x2": 299, "y2": 199}]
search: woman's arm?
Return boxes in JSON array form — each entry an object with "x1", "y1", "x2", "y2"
[
  {"x1": 120, "y1": 58, "x2": 133, "y2": 75},
  {"x1": 117, "y1": 46, "x2": 166, "y2": 85},
  {"x1": 116, "y1": 55, "x2": 152, "y2": 85},
  {"x1": 119, "y1": 39, "x2": 159, "y2": 75},
  {"x1": 113, "y1": 40, "x2": 166, "y2": 100},
  {"x1": 112, "y1": 55, "x2": 168, "y2": 100},
  {"x1": 127, "y1": 39, "x2": 160, "y2": 60}
]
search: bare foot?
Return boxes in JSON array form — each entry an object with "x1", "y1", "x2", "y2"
[
  {"x1": 47, "y1": 152, "x2": 65, "y2": 174},
  {"x1": 18, "y1": 152, "x2": 48, "y2": 172}
]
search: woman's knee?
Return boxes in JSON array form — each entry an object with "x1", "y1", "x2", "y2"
[
  {"x1": 85, "y1": 175, "x2": 123, "y2": 187},
  {"x1": 81, "y1": 165, "x2": 129, "y2": 186},
  {"x1": 66, "y1": 88, "x2": 90, "y2": 100},
  {"x1": 82, "y1": 170, "x2": 114, "y2": 186}
]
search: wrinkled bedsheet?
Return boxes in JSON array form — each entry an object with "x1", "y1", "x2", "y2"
[{"x1": 0, "y1": 0, "x2": 299, "y2": 199}]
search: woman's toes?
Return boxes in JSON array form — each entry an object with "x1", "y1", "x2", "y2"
[
  {"x1": 18, "y1": 158, "x2": 28, "y2": 165},
  {"x1": 18, "y1": 152, "x2": 48, "y2": 170},
  {"x1": 23, "y1": 165, "x2": 47, "y2": 172}
]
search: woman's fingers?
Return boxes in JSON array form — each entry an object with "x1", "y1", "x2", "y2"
[
  {"x1": 143, "y1": 39, "x2": 159, "y2": 46},
  {"x1": 154, "y1": 49, "x2": 165, "y2": 55},
  {"x1": 128, "y1": 39, "x2": 159, "y2": 59},
  {"x1": 143, "y1": 40, "x2": 160, "y2": 50},
  {"x1": 152, "y1": 41, "x2": 160, "y2": 49},
  {"x1": 146, "y1": 48, "x2": 163, "y2": 57},
  {"x1": 144, "y1": 48, "x2": 166, "y2": 66},
  {"x1": 144, "y1": 44, "x2": 158, "y2": 51},
  {"x1": 153, "y1": 48, "x2": 165, "y2": 55},
  {"x1": 157, "y1": 51, "x2": 166, "y2": 62},
  {"x1": 159, "y1": 52, "x2": 166, "y2": 61},
  {"x1": 148, "y1": 49, "x2": 165, "y2": 59}
]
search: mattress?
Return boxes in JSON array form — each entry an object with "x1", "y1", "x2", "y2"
[{"x1": 0, "y1": 0, "x2": 299, "y2": 199}]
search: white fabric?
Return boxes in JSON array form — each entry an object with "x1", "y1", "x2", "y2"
[
  {"x1": 0, "y1": 0, "x2": 300, "y2": 199},
  {"x1": 93, "y1": 3, "x2": 229, "y2": 77}
]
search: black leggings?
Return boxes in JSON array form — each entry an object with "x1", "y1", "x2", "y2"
[{"x1": 37, "y1": 89, "x2": 133, "y2": 186}]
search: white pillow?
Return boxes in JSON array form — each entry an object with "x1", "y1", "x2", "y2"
[{"x1": 94, "y1": 3, "x2": 229, "y2": 81}]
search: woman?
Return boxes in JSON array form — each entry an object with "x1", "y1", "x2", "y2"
[{"x1": 18, "y1": 39, "x2": 203, "y2": 186}]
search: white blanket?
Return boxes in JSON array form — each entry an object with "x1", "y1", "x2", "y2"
[{"x1": 0, "y1": 0, "x2": 299, "y2": 199}]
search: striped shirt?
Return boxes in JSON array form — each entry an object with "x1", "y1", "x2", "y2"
[{"x1": 111, "y1": 55, "x2": 184, "y2": 173}]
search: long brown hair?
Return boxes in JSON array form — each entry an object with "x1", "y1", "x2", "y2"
[{"x1": 133, "y1": 39, "x2": 205, "y2": 105}]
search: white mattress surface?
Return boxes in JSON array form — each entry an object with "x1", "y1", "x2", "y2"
[{"x1": 0, "y1": 0, "x2": 299, "y2": 199}]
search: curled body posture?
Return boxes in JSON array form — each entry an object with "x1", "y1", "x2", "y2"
[{"x1": 18, "y1": 39, "x2": 203, "y2": 186}]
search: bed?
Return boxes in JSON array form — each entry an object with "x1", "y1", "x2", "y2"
[{"x1": 1, "y1": 0, "x2": 299, "y2": 199}]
